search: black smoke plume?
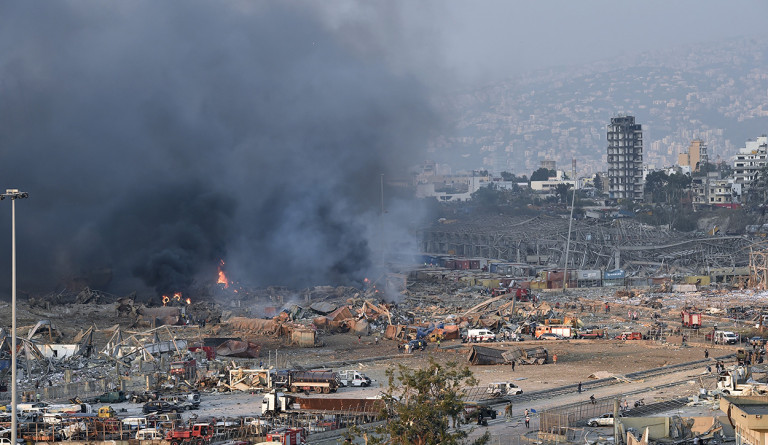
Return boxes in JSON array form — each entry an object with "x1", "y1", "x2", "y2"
[{"x1": 0, "y1": 2, "x2": 438, "y2": 297}]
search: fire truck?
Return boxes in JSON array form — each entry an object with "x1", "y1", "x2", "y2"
[
  {"x1": 169, "y1": 358, "x2": 197, "y2": 383},
  {"x1": 681, "y1": 311, "x2": 702, "y2": 329},
  {"x1": 166, "y1": 423, "x2": 213, "y2": 445},
  {"x1": 265, "y1": 427, "x2": 306, "y2": 444}
]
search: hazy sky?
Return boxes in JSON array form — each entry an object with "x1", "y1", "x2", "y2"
[{"x1": 340, "y1": 0, "x2": 768, "y2": 90}]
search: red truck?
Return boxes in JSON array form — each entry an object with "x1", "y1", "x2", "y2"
[
  {"x1": 166, "y1": 423, "x2": 213, "y2": 445},
  {"x1": 616, "y1": 332, "x2": 643, "y2": 340},
  {"x1": 681, "y1": 311, "x2": 702, "y2": 329},
  {"x1": 578, "y1": 328, "x2": 605, "y2": 339}
]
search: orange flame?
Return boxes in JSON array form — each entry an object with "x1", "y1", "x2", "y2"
[
  {"x1": 162, "y1": 295, "x2": 170, "y2": 306},
  {"x1": 173, "y1": 292, "x2": 182, "y2": 301},
  {"x1": 217, "y1": 260, "x2": 229, "y2": 288},
  {"x1": 185, "y1": 297, "x2": 191, "y2": 305}
]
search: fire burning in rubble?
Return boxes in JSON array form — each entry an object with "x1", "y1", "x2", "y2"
[
  {"x1": 217, "y1": 260, "x2": 229, "y2": 289},
  {"x1": 161, "y1": 292, "x2": 184, "y2": 306}
]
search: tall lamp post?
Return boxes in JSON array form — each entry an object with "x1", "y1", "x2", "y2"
[{"x1": 1, "y1": 189, "x2": 28, "y2": 445}]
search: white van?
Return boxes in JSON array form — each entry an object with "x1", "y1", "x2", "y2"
[
  {"x1": 467, "y1": 329, "x2": 496, "y2": 342},
  {"x1": 715, "y1": 331, "x2": 740, "y2": 345},
  {"x1": 136, "y1": 428, "x2": 164, "y2": 440}
]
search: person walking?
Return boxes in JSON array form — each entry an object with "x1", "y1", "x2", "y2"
[
  {"x1": 525, "y1": 414, "x2": 530, "y2": 428},
  {"x1": 511, "y1": 360, "x2": 516, "y2": 371},
  {"x1": 577, "y1": 382, "x2": 582, "y2": 393},
  {"x1": 590, "y1": 395, "x2": 596, "y2": 405},
  {"x1": 705, "y1": 348, "x2": 709, "y2": 359},
  {"x1": 553, "y1": 354, "x2": 558, "y2": 365},
  {"x1": 505, "y1": 403, "x2": 513, "y2": 422}
]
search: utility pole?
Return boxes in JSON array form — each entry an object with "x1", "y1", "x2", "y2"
[{"x1": 562, "y1": 176, "x2": 577, "y2": 293}]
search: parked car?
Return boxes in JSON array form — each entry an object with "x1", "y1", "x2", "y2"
[
  {"x1": 587, "y1": 413, "x2": 622, "y2": 427},
  {"x1": 142, "y1": 400, "x2": 179, "y2": 414},
  {"x1": 539, "y1": 333, "x2": 565, "y2": 340},
  {"x1": 498, "y1": 332, "x2": 525, "y2": 342},
  {"x1": 408, "y1": 339, "x2": 427, "y2": 351}
]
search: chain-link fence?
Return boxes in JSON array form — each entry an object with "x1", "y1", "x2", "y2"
[{"x1": 540, "y1": 398, "x2": 614, "y2": 432}]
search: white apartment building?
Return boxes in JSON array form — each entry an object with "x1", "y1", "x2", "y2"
[{"x1": 733, "y1": 136, "x2": 768, "y2": 186}]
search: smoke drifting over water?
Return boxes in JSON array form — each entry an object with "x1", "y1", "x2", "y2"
[{"x1": 0, "y1": 2, "x2": 438, "y2": 296}]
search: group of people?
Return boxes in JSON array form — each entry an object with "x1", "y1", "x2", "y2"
[{"x1": 501, "y1": 403, "x2": 531, "y2": 428}]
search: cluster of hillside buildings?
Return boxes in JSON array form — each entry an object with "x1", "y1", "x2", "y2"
[{"x1": 416, "y1": 115, "x2": 766, "y2": 207}]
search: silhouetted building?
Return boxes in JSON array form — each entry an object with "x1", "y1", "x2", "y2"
[{"x1": 607, "y1": 115, "x2": 644, "y2": 201}]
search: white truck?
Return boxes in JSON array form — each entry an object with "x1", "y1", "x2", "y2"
[
  {"x1": 467, "y1": 329, "x2": 496, "y2": 342},
  {"x1": 337, "y1": 370, "x2": 372, "y2": 387},
  {"x1": 486, "y1": 382, "x2": 523, "y2": 397},
  {"x1": 261, "y1": 391, "x2": 295, "y2": 416},
  {"x1": 716, "y1": 366, "x2": 768, "y2": 395}
]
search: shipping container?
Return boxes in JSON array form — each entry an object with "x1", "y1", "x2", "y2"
[
  {"x1": 684, "y1": 275, "x2": 711, "y2": 285},
  {"x1": 548, "y1": 271, "x2": 564, "y2": 282},
  {"x1": 577, "y1": 279, "x2": 601, "y2": 288},
  {"x1": 603, "y1": 269, "x2": 626, "y2": 280},
  {"x1": 577, "y1": 270, "x2": 601, "y2": 280},
  {"x1": 479, "y1": 278, "x2": 500, "y2": 289},
  {"x1": 444, "y1": 259, "x2": 456, "y2": 270},
  {"x1": 456, "y1": 259, "x2": 471, "y2": 270},
  {"x1": 526, "y1": 255, "x2": 549, "y2": 264},
  {"x1": 469, "y1": 260, "x2": 481, "y2": 270},
  {"x1": 626, "y1": 277, "x2": 650, "y2": 287}
]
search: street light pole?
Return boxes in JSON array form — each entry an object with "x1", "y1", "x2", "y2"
[{"x1": 1, "y1": 189, "x2": 28, "y2": 445}]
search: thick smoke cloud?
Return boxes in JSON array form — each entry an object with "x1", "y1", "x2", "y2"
[{"x1": 0, "y1": 2, "x2": 438, "y2": 296}]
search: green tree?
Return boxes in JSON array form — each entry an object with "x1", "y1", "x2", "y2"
[
  {"x1": 554, "y1": 183, "x2": 572, "y2": 204},
  {"x1": 593, "y1": 173, "x2": 603, "y2": 193},
  {"x1": 500, "y1": 171, "x2": 528, "y2": 183},
  {"x1": 644, "y1": 171, "x2": 669, "y2": 203},
  {"x1": 718, "y1": 162, "x2": 733, "y2": 179},
  {"x1": 667, "y1": 172, "x2": 692, "y2": 203},
  {"x1": 470, "y1": 183, "x2": 502, "y2": 207},
  {"x1": 530, "y1": 168, "x2": 555, "y2": 182},
  {"x1": 345, "y1": 359, "x2": 490, "y2": 445}
]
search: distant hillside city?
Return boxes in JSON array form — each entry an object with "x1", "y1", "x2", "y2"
[
  {"x1": 430, "y1": 37, "x2": 768, "y2": 180},
  {"x1": 415, "y1": 113, "x2": 768, "y2": 234}
]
